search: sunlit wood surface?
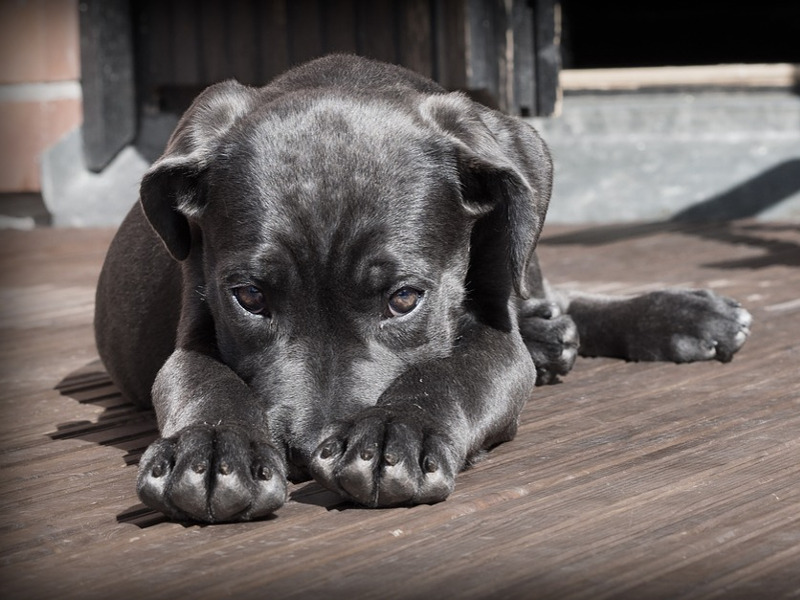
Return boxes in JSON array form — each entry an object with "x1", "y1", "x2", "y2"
[{"x1": 1, "y1": 221, "x2": 798, "y2": 599}]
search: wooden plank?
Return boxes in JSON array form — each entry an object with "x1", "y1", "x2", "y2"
[
  {"x1": 561, "y1": 63, "x2": 800, "y2": 92},
  {"x1": 533, "y1": 0, "x2": 560, "y2": 116},
  {"x1": 356, "y1": 0, "x2": 397, "y2": 64},
  {"x1": 511, "y1": 0, "x2": 536, "y2": 116},
  {"x1": 461, "y1": 0, "x2": 552, "y2": 115},
  {"x1": 1, "y1": 222, "x2": 799, "y2": 598},
  {"x1": 464, "y1": 0, "x2": 504, "y2": 107},
  {"x1": 170, "y1": 0, "x2": 201, "y2": 86},
  {"x1": 133, "y1": 0, "x2": 173, "y2": 111},
  {"x1": 398, "y1": 0, "x2": 433, "y2": 77},
  {"x1": 321, "y1": 0, "x2": 358, "y2": 55},
  {"x1": 432, "y1": 0, "x2": 467, "y2": 90},
  {"x1": 257, "y1": 0, "x2": 290, "y2": 82},
  {"x1": 287, "y1": 0, "x2": 323, "y2": 66},
  {"x1": 198, "y1": 0, "x2": 229, "y2": 83},
  {"x1": 228, "y1": 0, "x2": 259, "y2": 84}
]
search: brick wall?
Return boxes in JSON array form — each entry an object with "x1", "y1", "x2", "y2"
[{"x1": 0, "y1": 0, "x2": 83, "y2": 192}]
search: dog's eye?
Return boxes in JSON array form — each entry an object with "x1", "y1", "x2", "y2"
[
  {"x1": 386, "y1": 287, "x2": 424, "y2": 318},
  {"x1": 233, "y1": 285, "x2": 268, "y2": 315}
]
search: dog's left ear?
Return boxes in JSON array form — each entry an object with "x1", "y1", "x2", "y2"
[{"x1": 420, "y1": 93, "x2": 552, "y2": 301}]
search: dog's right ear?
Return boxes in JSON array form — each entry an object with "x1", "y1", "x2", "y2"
[{"x1": 139, "y1": 80, "x2": 257, "y2": 261}]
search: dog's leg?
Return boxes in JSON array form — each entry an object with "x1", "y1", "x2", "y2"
[
  {"x1": 136, "y1": 350, "x2": 287, "y2": 523},
  {"x1": 518, "y1": 293, "x2": 580, "y2": 385},
  {"x1": 309, "y1": 321, "x2": 535, "y2": 507},
  {"x1": 556, "y1": 288, "x2": 752, "y2": 363},
  {"x1": 516, "y1": 254, "x2": 580, "y2": 384}
]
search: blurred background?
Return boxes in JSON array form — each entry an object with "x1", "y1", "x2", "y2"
[{"x1": 1, "y1": 0, "x2": 799, "y2": 228}]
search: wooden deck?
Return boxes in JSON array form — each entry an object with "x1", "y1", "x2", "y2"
[{"x1": 1, "y1": 221, "x2": 799, "y2": 599}]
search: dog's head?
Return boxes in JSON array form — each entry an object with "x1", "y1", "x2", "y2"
[{"x1": 139, "y1": 73, "x2": 551, "y2": 461}]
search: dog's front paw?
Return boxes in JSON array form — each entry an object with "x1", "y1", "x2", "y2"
[
  {"x1": 629, "y1": 289, "x2": 752, "y2": 363},
  {"x1": 309, "y1": 408, "x2": 459, "y2": 507},
  {"x1": 519, "y1": 300, "x2": 579, "y2": 385},
  {"x1": 137, "y1": 424, "x2": 287, "y2": 523}
]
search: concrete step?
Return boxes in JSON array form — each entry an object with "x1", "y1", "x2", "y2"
[{"x1": 529, "y1": 90, "x2": 800, "y2": 222}]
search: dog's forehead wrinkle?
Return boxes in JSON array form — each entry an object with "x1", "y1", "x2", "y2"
[{"x1": 236, "y1": 186, "x2": 440, "y2": 279}]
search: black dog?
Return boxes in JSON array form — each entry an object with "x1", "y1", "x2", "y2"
[{"x1": 95, "y1": 55, "x2": 751, "y2": 523}]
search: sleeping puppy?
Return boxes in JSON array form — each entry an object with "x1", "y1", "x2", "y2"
[{"x1": 94, "y1": 54, "x2": 752, "y2": 522}]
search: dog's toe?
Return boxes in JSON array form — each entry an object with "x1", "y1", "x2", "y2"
[
  {"x1": 209, "y1": 466, "x2": 254, "y2": 521},
  {"x1": 519, "y1": 303, "x2": 579, "y2": 385},
  {"x1": 623, "y1": 290, "x2": 752, "y2": 363},
  {"x1": 711, "y1": 304, "x2": 752, "y2": 362},
  {"x1": 136, "y1": 425, "x2": 287, "y2": 523},
  {"x1": 137, "y1": 438, "x2": 177, "y2": 517},
  {"x1": 310, "y1": 410, "x2": 457, "y2": 507}
]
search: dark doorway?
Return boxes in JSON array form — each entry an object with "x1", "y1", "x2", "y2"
[{"x1": 561, "y1": 0, "x2": 800, "y2": 69}]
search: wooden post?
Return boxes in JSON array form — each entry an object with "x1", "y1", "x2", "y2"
[
  {"x1": 534, "y1": 0, "x2": 561, "y2": 116},
  {"x1": 512, "y1": 0, "x2": 537, "y2": 116},
  {"x1": 79, "y1": 0, "x2": 136, "y2": 172},
  {"x1": 453, "y1": 0, "x2": 559, "y2": 116}
]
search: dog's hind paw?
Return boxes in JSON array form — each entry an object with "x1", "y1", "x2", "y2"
[
  {"x1": 519, "y1": 301, "x2": 579, "y2": 385},
  {"x1": 309, "y1": 408, "x2": 458, "y2": 507},
  {"x1": 621, "y1": 289, "x2": 752, "y2": 363},
  {"x1": 137, "y1": 424, "x2": 287, "y2": 523}
]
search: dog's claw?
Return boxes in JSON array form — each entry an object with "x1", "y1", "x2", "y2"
[
  {"x1": 137, "y1": 424, "x2": 287, "y2": 523},
  {"x1": 422, "y1": 455, "x2": 438, "y2": 473},
  {"x1": 254, "y1": 465, "x2": 272, "y2": 481}
]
